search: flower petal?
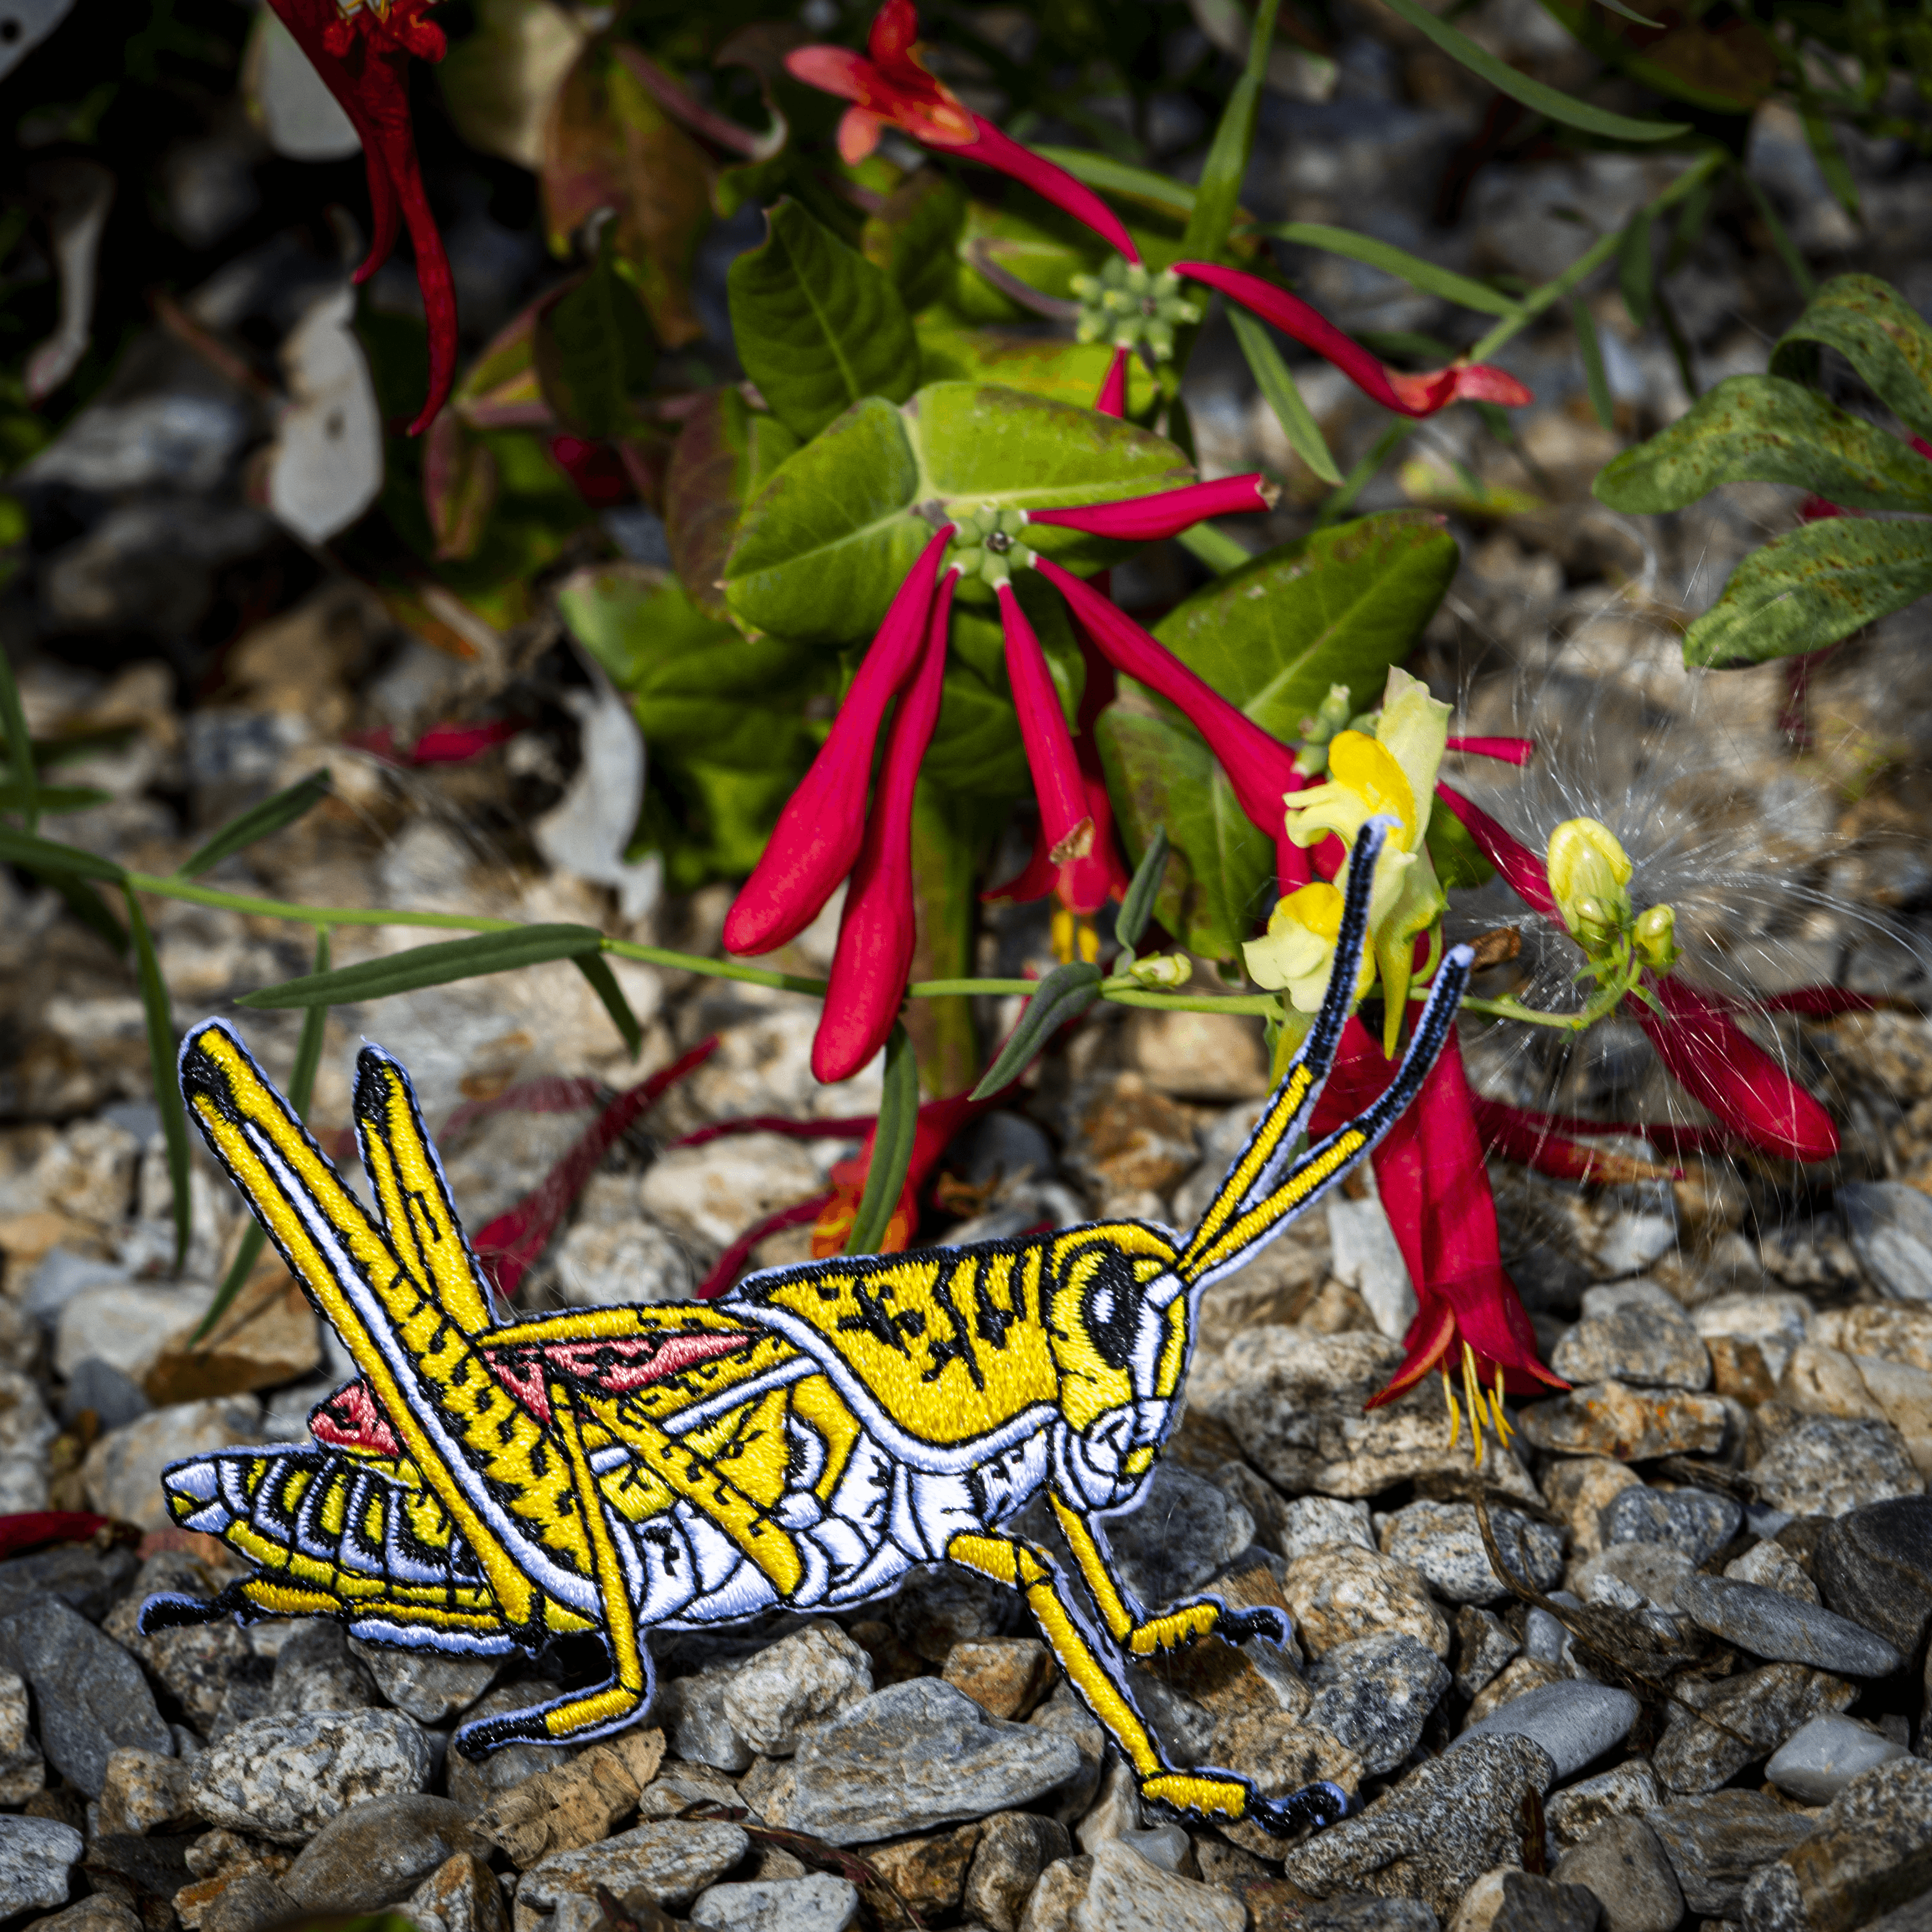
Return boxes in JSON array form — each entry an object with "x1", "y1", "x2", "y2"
[
  {"x1": 1445, "y1": 735, "x2": 1535, "y2": 765},
  {"x1": 1096, "y1": 345, "x2": 1130, "y2": 419},
  {"x1": 1433, "y1": 784, "x2": 1557, "y2": 916},
  {"x1": 1028, "y1": 474, "x2": 1276, "y2": 541},
  {"x1": 999, "y1": 580, "x2": 1091, "y2": 863},
  {"x1": 963, "y1": 116, "x2": 1140, "y2": 262}
]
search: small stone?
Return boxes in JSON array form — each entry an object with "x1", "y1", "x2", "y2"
[
  {"x1": 1454, "y1": 1606, "x2": 1520, "y2": 1700},
  {"x1": 1518, "y1": 1382, "x2": 1728, "y2": 1461},
  {"x1": 1308, "y1": 1633, "x2": 1451, "y2": 1776},
  {"x1": 1542, "y1": 1460, "x2": 1644, "y2": 1565},
  {"x1": 888, "y1": 1567, "x2": 1021, "y2": 1663},
  {"x1": 943, "y1": 1640, "x2": 1055, "y2": 1721},
  {"x1": 633, "y1": 1764, "x2": 740, "y2": 1825},
  {"x1": 1812, "y1": 1306, "x2": 1932, "y2": 1373},
  {"x1": 722, "y1": 1623, "x2": 873, "y2": 1756},
  {"x1": 1708, "y1": 1335, "x2": 1785, "y2": 1407},
  {"x1": 1745, "y1": 1757, "x2": 1932, "y2": 1932},
  {"x1": 1300, "y1": 1899, "x2": 1443, "y2": 1932},
  {"x1": 1648, "y1": 1791, "x2": 1818, "y2": 1915},
  {"x1": 520, "y1": 1822, "x2": 751, "y2": 1915},
  {"x1": 1016, "y1": 1854, "x2": 1093, "y2": 1932},
  {"x1": 97, "y1": 1747, "x2": 194, "y2": 1835},
  {"x1": 0, "y1": 1541, "x2": 139, "y2": 1624},
  {"x1": 1073, "y1": 1839, "x2": 1243, "y2": 1932},
  {"x1": 1205, "y1": 1711, "x2": 1363, "y2": 1860},
  {"x1": 1545, "y1": 1760, "x2": 1665, "y2": 1855},
  {"x1": 1279, "y1": 1497, "x2": 1378, "y2": 1560},
  {"x1": 1550, "y1": 1820, "x2": 1684, "y2": 1932},
  {"x1": 639, "y1": 1135, "x2": 826, "y2": 1254},
  {"x1": 1380, "y1": 1501, "x2": 1564, "y2": 1605},
  {"x1": 0, "y1": 1817, "x2": 83, "y2": 1917},
  {"x1": 1451, "y1": 1681, "x2": 1640, "y2": 1780},
  {"x1": 655, "y1": 1663, "x2": 753, "y2": 1773},
  {"x1": 962, "y1": 1812, "x2": 1070, "y2": 1932},
  {"x1": 1467, "y1": 1658, "x2": 1569, "y2": 1724},
  {"x1": 1601, "y1": 1486, "x2": 1743, "y2": 1563},
  {"x1": 1767, "y1": 1713, "x2": 1913, "y2": 1803},
  {"x1": 1025, "y1": 1681, "x2": 1103, "y2": 1827},
  {"x1": 80, "y1": 1399, "x2": 263, "y2": 1531},
  {"x1": 689, "y1": 1873, "x2": 859, "y2": 1931},
  {"x1": 401, "y1": 1852, "x2": 510, "y2": 1932},
  {"x1": 188, "y1": 1710, "x2": 431, "y2": 1841},
  {"x1": 1674, "y1": 1573, "x2": 1904, "y2": 1676},
  {"x1": 1653, "y1": 1662, "x2": 1856, "y2": 1794},
  {"x1": 1553, "y1": 1301, "x2": 1711, "y2": 1391},
  {"x1": 442, "y1": 1688, "x2": 582, "y2": 1811},
  {"x1": 198, "y1": 1869, "x2": 292, "y2": 1932},
  {"x1": 1279, "y1": 1545, "x2": 1450, "y2": 1661},
  {"x1": 1749, "y1": 1415, "x2": 1923, "y2": 1518},
  {"x1": 1837, "y1": 1182, "x2": 1932, "y2": 1301},
  {"x1": 1814, "y1": 1496, "x2": 1932, "y2": 1656},
  {"x1": 268, "y1": 1620, "x2": 381, "y2": 1713},
  {"x1": 279, "y1": 1795, "x2": 489, "y2": 1912},
  {"x1": 1278, "y1": 1733, "x2": 1556, "y2": 1920},
  {"x1": 475, "y1": 1729, "x2": 665, "y2": 1869},
  {"x1": 758, "y1": 1679, "x2": 1082, "y2": 1847},
  {"x1": 0, "y1": 1596, "x2": 172, "y2": 1794},
  {"x1": 1103, "y1": 1464, "x2": 1254, "y2": 1609},
  {"x1": 863, "y1": 1823, "x2": 981, "y2": 1918},
  {"x1": 0, "y1": 1667, "x2": 43, "y2": 1803},
  {"x1": 1571, "y1": 1543, "x2": 1695, "y2": 1612},
  {"x1": 347, "y1": 1640, "x2": 498, "y2": 1723},
  {"x1": 1446, "y1": 1867, "x2": 1602, "y2": 1932},
  {"x1": 24, "y1": 1900, "x2": 143, "y2": 1932},
  {"x1": 103, "y1": 1552, "x2": 261, "y2": 1734},
  {"x1": 1725, "y1": 1538, "x2": 1820, "y2": 1602}
]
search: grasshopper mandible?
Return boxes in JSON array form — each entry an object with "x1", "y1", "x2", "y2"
[{"x1": 142, "y1": 820, "x2": 1472, "y2": 1839}]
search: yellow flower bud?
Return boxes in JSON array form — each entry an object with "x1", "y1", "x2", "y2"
[
  {"x1": 1632, "y1": 902, "x2": 1680, "y2": 973},
  {"x1": 1546, "y1": 818, "x2": 1633, "y2": 941},
  {"x1": 1128, "y1": 952, "x2": 1194, "y2": 989}
]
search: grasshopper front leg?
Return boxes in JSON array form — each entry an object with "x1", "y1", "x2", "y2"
[{"x1": 945, "y1": 1530, "x2": 1347, "y2": 1838}]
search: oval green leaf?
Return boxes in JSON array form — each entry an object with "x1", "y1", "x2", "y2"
[{"x1": 1769, "y1": 274, "x2": 1932, "y2": 447}]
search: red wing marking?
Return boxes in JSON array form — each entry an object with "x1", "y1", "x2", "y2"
[{"x1": 308, "y1": 1328, "x2": 758, "y2": 1450}]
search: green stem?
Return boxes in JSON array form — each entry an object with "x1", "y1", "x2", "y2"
[
  {"x1": 126, "y1": 872, "x2": 520, "y2": 932},
  {"x1": 601, "y1": 938, "x2": 828, "y2": 997},
  {"x1": 1099, "y1": 987, "x2": 1281, "y2": 1015}
]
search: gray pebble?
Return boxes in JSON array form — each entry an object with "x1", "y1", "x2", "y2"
[
  {"x1": 1104, "y1": 1463, "x2": 1255, "y2": 1609},
  {"x1": 1750, "y1": 1416, "x2": 1923, "y2": 1519},
  {"x1": 1653, "y1": 1661, "x2": 1856, "y2": 1794},
  {"x1": 1836, "y1": 1181, "x2": 1932, "y2": 1302},
  {"x1": 1648, "y1": 1790, "x2": 1818, "y2": 1915},
  {"x1": 0, "y1": 1815, "x2": 83, "y2": 1917},
  {"x1": 188, "y1": 1708, "x2": 432, "y2": 1841},
  {"x1": 1766, "y1": 1712, "x2": 1913, "y2": 1804},
  {"x1": 1552, "y1": 1303, "x2": 1710, "y2": 1391},
  {"x1": 1572, "y1": 1542, "x2": 1696, "y2": 1612},
  {"x1": 1550, "y1": 1818, "x2": 1684, "y2": 1932},
  {"x1": 521, "y1": 1822, "x2": 750, "y2": 1914},
  {"x1": 1674, "y1": 1573, "x2": 1904, "y2": 1676},
  {"x1": 281, "y1": 1794, "x2": 488, "y2": 1912},
  {"x1": 268, "y1": 1620, "x2": 380, "y2": 1713},
  {"x1": 1740, "y1": 1756, "x2": 1932, "y2": 1932},
  {"x1": 1546, "y1": 1760, "x2": 1665, "y2": 1855},
  {"x1": 1379, "y1": 1501, "x2": 1563, "y2": 1606},
  {"x1": 0, "y1": 1595, "x2": 172, "y2": 1794},
  {"x1": 1814, "y1": 1495, "x2": 1932, "y2": 1657},
  {"x1": 1309, "y1": 1633, "x2": 1450, "y2": 1775},
  {"x1": 0, "y1": 1544, "x2": 139, "y2": 1624},
  {"x1": 1451, "y1": 1868, "x2": 1603, "y2": 1932},
  {"x1": 758, "y1": 1678, "x2": 1082, "y2": 1847},
  {"x1": 689, "y1": 1873, "x2": 859, "y2": 1931},
  {"x1": 347, "y1": 1640, "x2": 498, "y2": 1724},
  {"x1": 1301, "y1": 1899, "x2": 1440, "y2": 1932},
  {"x1": 1451, "y1": 1680, "x2": 1639, "y2": 1780},
  {"x1": 1453, "y1": 1606, "x2": 1518, "y2": 1700},
  {"x1": 1601, "y1": 1486, "x2": 1742, "y2": 1564}
]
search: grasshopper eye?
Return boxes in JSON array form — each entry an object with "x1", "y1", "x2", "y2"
[{"x1": 1082, "y1": 1257, "x2": 1140, "y2": 1373}]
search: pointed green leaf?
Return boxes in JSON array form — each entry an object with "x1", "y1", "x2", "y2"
[
  {"x1": 1264, "y1": 224, "x2": 1523, "y2": 319},
  {"x1": 0, "y1": 640, "x2": 39, "y2": 831},
  {"x1": 0, "y1": 783, "x2": 110, "y2": 813},
  {"x1": 124, "y1": 887, "x2": 192, "y2": 1272},
  {"x1": 844, "y1": 1021, "x2": 919, "y2": 1254},
  {"x1": 1770, "y1": 274, "x2": 1932, "y2": 445},
  {"x1": 535, "y1": 226, "x2": 658, "y2": 440},
  {"x1": 575, "y1": 952, "x2": 642, "y2": 1058},
  {"x1": 239, "y1": 924, "x2": 605, "y2": 1008},
  {"x1": 0, "y1": 824, "x2": 127, "y2": 881},
  {"x1": 1229, "y1": 306, "x2": 1342, "y2": 486},
  {"x1": 969, "y1": 962, "x2": 1105, "y2": 1101},
  {"x1": 1684, "y1": 518, "x2": 1932, "y2": 668},
  {"x1": 723, "y1": 383, "x2": 1193, "y2": 647},
  {"x1": 1114, "y1": 826, "x2": 1170, "y2": 953},
  {"x1": 1377, "y1": 0, "x2": 1689, "y2": 139},
  {"x1": 1574, "y1": 299, "x2": 1614, "y2": 431},
  {"x1": 180, "y1": 770, "x2": 333, "y2": 878},
  {"x1": 728, "y1": 198, "x2": 920, "y2": 443},
  {"x1": 1619, "y1": 209, "x2": 1654, "y2": 329},
  {"x1": 662, "y1": 388, "x2": 800, "y2": 621},
  {"x1": 1594, "y1": 375, "x2": 1932, "y2": 515},
  {"x1": 1031, "y1": 148, "x2": 1197, "y2": 219}
]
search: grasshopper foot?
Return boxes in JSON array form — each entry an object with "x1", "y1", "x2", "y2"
[
  {"x1": 1217, "y1": 1604, "x2": 1293, "y2": 1648},
  {"x1": 1245, "y1": 1780, "x2": 1352, "y2": 1837}
]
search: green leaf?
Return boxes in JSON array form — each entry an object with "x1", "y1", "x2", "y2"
[
  {"x1": 914, "y1": 314, "x2": 1151, "y2": 414},
  {"x1": 1181, "y1": 69, "x2": 1263, "y2": 266},
  {"x1": 0, "y1": 783, "x2": 110, "y2": 813},
  {"x1": 535, "y1": 226, "x2": 658, "y2": 440},
  {"x1": 1376, "y1": 0, "x2": 1690, "y2": 140},
  {"x1": 1030, "y1": 147, "x2": 1197, "y2": 219},
  {"x1": 1802, "y1": 108, "x2": 1861, "y2": 223},
  {"x1": 1096, "y1": 706, "x2": 1272, "y2": 961},
  {"x1": 844, "y1": 1022, "x2": 919, "y2": 1254},
  {"x1": 1425, "y1": 806, "x2": 1495, "y2": 890},
  {"x1": 1114, "y1": 826, "x2": 1169, "y2": 953},
  {"x1": 1262, "y1": 224, "x2": 1523, "y2": 319},
  {"x1": 862, "y1": 170, "x2": 969, "y2": 315},
  {"x1": 239, "y1": 925, "x2": 606, "y2": 1008},
  {"x1": 1684, "y1": 518, "x2": 1932, "y2": 668},
  {"x1": 1573, "y1": 299, "x2": 1614, "y2": 431},
  {"x1": 180, "y1": 770, "x2": 333, "y2": 878},
  {"x1": 1149, "y1": 511, "x2": 1461, "y2": 740},
  {"x1": 198, "y1": 930, "x2": 332, "y2": 1340},
  {"x1": 723, "y1": 383, "x2": 1193, "y2": 646},
  {"x1": 1770, "y1": 274, "x2": 1932, "y2": 445},
  {"x1": 662, "y1": 388, "x2": 800, "y2": 622},
  {"x1": 1593, "y1": 375, "x2": 1932, "y2": 515},
  {"x1": 969, "y1": 961, "x2": 1106, "y2": 1101},
  {"x1": 48, "y1": 875, "x2": 128, "y2": 955},
  {"x1": 575, "y1": 952, "x2": 642, "y2": 1058},
  {"x1": 1619, "y1": 210, "x2": 1654, "y2": 330},
  {"x1": 557, "y1": 562, "x2": 821, "y2": 772},
  {"x1": 0, "y1": 824, "x2": 126, "y2": 882},
  {"x1": 124, "y1": 887, "x2": 191, "y2": 1272},
  {"x1": 727, "y1": 199, "x2": 920, "y2": 442},
  {"x1": 1740, "y1": 173, "x2": 1816, "y2": 302},
  {"x1": 1228, "y1": 306, "x2": 1341, "y2": 486},
  {"x1": 0, "y1": 647, "x2": 38, "y2": 831}
]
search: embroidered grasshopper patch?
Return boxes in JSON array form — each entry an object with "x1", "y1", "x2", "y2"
[{"x1": 144, "y1": 821, "x2": 1471, "y2": 1839}]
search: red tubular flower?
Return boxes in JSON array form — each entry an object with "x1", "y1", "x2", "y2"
[
  {"x1": 1180, "y1": 262, "x2": 1531, "y2": 421},
  {"x1": 1436, "y1": 782, "x2": 1840, "y2": 1164},
  {"x1": 814, "y1": 572, "x2": 958, "y2": 1084},
  {"x1": 725, "y1": 526, "x2": 955, "y2": 958},
  {"x1": 998, "y1": 581, "x2": 1093, "y2": 865},
  {"x1": 267, "y1": 0, "x2": 456, "y2": 435},
  {"x1": 1312, "y1": 1021, "x2": 1565, "y2": 1414},
  {"x1": 1096, "y1": 347, "x2": 1130, "y2": 419},
  {"x1": 785, "y1": 1, "x2": 1141, "y2": 264},
  {"x1": 1472, "y1": 1098, "x2": 1682, "y2": 1185},
  {"x1": 0, "y1": 1513, "x2": 109, "y2": 1562},
  {"x1": 1028, "y1": 474, "x2": 1277, "y2": 541},
  {"x1": 1445, "y1": 735, "x2": 1535, "y2": 766}
]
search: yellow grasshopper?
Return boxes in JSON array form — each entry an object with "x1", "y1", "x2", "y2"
[{"x1": 142, "y1": 821, "x2": 1472, "y2": 1839}]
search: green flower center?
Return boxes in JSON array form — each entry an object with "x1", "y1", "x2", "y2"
[
  {"x1": 1070, "y1": 260, "x2": 1202, "y2": 364},
  {"x1": 947, "y1": 504, "x2": 1036, "y2": 588}
]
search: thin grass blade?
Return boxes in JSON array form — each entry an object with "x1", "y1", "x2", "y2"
[
  {"x1": 842, "y1": 1022, "x2": 919, "y2": 1256},
  {"x1": 124, "y1": 885, "x2": 192, "y2": 1272},
  {"x1": 180, "y1": 770, "x2": 333, "y2": 878}
]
